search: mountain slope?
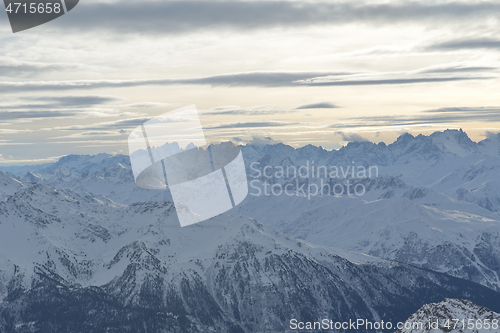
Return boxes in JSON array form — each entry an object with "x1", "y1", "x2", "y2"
[
  {"x1": 1, "y1": 184, "x2": 500, "y2": 332},
  {"x1": 234, "y1": 178, "x2": 500, "y2": 291},
  {"x1": 0, "y1": 171, "x2": 23, "y2": 201},
  {"x1": 396, "y1": 299, "x2": 500, "y2": 333}
]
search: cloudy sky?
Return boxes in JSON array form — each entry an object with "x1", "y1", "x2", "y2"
[{"x1": 1, "y1": 0, "x2": 500, "y2": 165}]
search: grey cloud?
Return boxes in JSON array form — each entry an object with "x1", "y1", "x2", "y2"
[
  {"x1": 120, "y1": 102, "x2": 172, "y2": 108},
  {"x1": 423, "y1": 107, "x2": 500, "y2": 113},
  {"x1": 0, "y1": 61, "x2": 82, "y2": 77},
  {"x1": 296, "y1": 102, "x2": 339, "y2": 109},
  {"x1": 246, "y1": 136, "x2": 280, "y2": 146},
  {"x1": 0, "y1": 69, "x2": 491, "y2": 93},
  {"x1": 181, "y1": 72, "x2": 344, "y2": 87},
  {"x1": 0, "y1": 95, "x2": 124, "y2": 121},
  {"x1": 330, "y1": 106, "x2": 500, "y2": 129},
  {"x1": 30, "y1": 96, "x2": 119, "y2": 107},
  {"x1": 202, "y1": 106, "x2": 298, "y2": 116},
  {"x1": 207, "y1": 121, "x2": 297, "y2": 130},
  {"x1": 232, "y1": 136, "x2": 279, "y2": 146},
  {"x1": 420, "y1": 66, "x2": 498, "y2": 74},
  {"x1": 337, "y1": 132, "x2": 370, "y2": 142},
  {"x1": 428, "y1": 38, "x2": 500, "y2": 51},
  {"x1": 0, "y1": 96, "x2": 119, "y2": 110},
  {"x1": 0, "y1": 111, "x2": 77, "y2": 120},
  {"x1": 80, "y1": 131, "x2": 115, "y2": 136},
  {"x1": 302, "y1": 76, "x2": 491, "y2": 86},
  {"x1": 0, "y1": 72, "x2": 340, "y2": 92},
  {"x1": 55, "y1": 118, "x2": 151, "y2": 131},
  {"x1": 485, "y1": 131, "x2": 500, "y2": 138},
  {"x1": 52, "y1": 1, "x2": 500, "y2": 34}
]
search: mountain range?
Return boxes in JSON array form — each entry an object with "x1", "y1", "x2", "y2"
[{"x1": 1, "y1": 129, "x2": 500, "y2": 332}]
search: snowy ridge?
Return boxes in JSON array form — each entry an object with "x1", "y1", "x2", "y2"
[
  {"x1": 1, "y1": 129, "x2": 500, "y2": 331},
  {"x1": 396, "y1": 299, "x2": 500, "y2": 333},
  {"x1": 3, "y1": 129, "x2": 500, "y2": 207},
  {"x1": 235, "y1": 177, "x2": 500, "y2": 291},
  {"x1": 2, "y1": 129, "x2": 500, "y2": 292},
  {"x1": 0, "y1": 171, "x2": 23, "y2": 201},
  {"x1": 1, "y1": 183, "x2": 500, "y2": 332}
]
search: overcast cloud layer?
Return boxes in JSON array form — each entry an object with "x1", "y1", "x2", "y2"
[
  {"x1": 52, "y1": 1, "x2": 500, "y2": 34},
  {"x1": 0, "y1": 67, "x2": 494, "y2": 93},
  {"x1": 0, "y1": 0, "x2": 500, "y2": 164}
]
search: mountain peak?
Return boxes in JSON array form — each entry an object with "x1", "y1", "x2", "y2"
[
  {"x1": 430, "y1": 128, "x2": 472, "y2": 141},
  {"x1": 428, "y1": 129, "x2": 476, "y2": 157},
  {"x1": 396, "y1": 132, "x2": 415, "y2": 142},
  {"x1": 396, "y1": 298, "x2": 500, "y2": 333}
]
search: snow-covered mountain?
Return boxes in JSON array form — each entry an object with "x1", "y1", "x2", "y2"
[
  {"x1": 396, "y1": 299, "x2": 500, "y2": 333},
  {"x1": 235, "y1": 176, "x2": 500, "y2": 291},
  {"x1": 231, "y1": 131, "x2": 500, "y2": 291},
  {"x1": 3, "y1": 129, "x2": 499, "y2": 207},
  {"x1": 2, "y1": 129, "x2": 500, "y2": 331},
  {"x1": 430, "y1": 155, "x2": 500, "y2": 212},
  {"x1": 242, "y1": 129, "x2": 499, "y2": 190},
  {"x1": 1, "y1": 184, "x2": 500, "y2": 332},
  {"x1": 8, "y1": 156, "x2": 167, "y2": 204},
  {"x1": 0, "y1": 171, "x2": 24, "y2": 201},
  {"x1": 2, "y1": 130, "x2": 500, "y2": 292}
]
